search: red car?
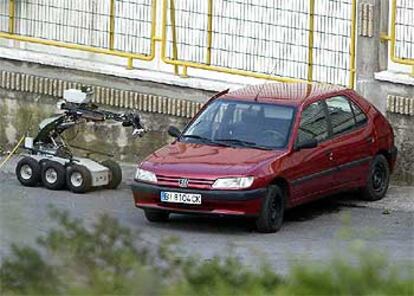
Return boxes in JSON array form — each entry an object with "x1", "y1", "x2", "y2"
[{"x1": 131, "y1": 83, "x2": 397, "y2": 233}]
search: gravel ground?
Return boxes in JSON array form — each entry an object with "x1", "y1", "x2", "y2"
[{"x1": 1, "y1": 156, "x2": 413, "y2": 275}]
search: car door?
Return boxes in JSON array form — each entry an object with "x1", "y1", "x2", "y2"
[
  {"x1": 324, "y1": 95, "x2": 374, "y2": 188},
  {"x1": 288, "y1": 100, "x2": 337, "y2": 204}
]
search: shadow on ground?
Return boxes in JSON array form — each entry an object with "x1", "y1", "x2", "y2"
[{"x1": 147, "y1": 194, "x2": 356, "y2": 234}]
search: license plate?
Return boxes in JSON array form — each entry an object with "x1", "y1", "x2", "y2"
[{"x1": 160, "y1": 191, "x2": 202, "y2": 205}]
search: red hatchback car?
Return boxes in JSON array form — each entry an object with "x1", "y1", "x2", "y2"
[{"x1": 131, "y1": 83, "x2": 397, "y2": 233}]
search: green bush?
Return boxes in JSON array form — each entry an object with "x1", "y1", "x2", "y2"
[
  {"x1": 278, "y1": 252, "x2": 413, "y2": 296},
  {"x1": 1, "y1": 209, "x2": 413, "y2": 296}
]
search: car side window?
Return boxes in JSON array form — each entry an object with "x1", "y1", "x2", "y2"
[
  {"x1": 326, "y1": 96, "x2": 357, "y2": 136},
  {"x1": 297, "y1": 102, "x2": 329, "y2": 145}
]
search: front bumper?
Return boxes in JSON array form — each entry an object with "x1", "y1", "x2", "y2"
[{"x1": 131, "y1": 182, "x2": 266, "y2": 216}]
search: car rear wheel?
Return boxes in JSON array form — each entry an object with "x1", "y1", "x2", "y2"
[
  {"x1": 144, "y1": 209, "x2": 170, "y2": 222},
  {"x1": 360, "y1": 155, "x2": 390, "y2": 201},
  {"x1": 256, "y1": 185, "x2": 285, "y2": 233}
]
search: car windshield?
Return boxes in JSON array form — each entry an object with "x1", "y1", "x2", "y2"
[{"x1": 181, "y1": 99, "x2": 295, "y2": 150}]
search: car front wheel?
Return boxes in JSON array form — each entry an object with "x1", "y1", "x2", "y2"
[
  {"x1": 360, "y1": 155, "x2": 390, "y2": 201},
  {"x1": 256, "y1": 185, "x2": 285, "y2": 233}
]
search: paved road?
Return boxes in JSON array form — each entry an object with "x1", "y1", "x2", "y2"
[{"x1": 1, "y1": 158, "x2": 413, "y2": 274}]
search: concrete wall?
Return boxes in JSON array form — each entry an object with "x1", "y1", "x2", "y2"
[
  {"x1": 356, "y1": 0, "x2": 413, "y2": 112},
  {"x1": 388, "y1": 113, "x2": 414, "y2": 185},
  {"x1": 0, "y1": 59, "x2": 215, "y2": 103}
]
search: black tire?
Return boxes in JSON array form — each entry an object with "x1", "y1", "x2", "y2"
[
  {"x1": 66, "y1": 165, "x2": 92, "y2": 194},
  {"x1": 256, "y1": 185, "x2": 285, "y2": 233},
  {"x1": 360, "y1": 155, "x2": 390, "y2": 201},
  {"x1": 144, "y1": 209, "x2": 170, "y2": 222},
  {"x1": 41, "y1": 161, "x2": 66, "y2": 190},
  {"x1": 15, "y1": 157, "x2": 41, "y2": 187},
  {"x1": 101, "y1": 159, "x2": 122, "y2": 189}
]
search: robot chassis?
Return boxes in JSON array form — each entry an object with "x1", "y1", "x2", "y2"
[{"x1": 15, "y1": 88, "x2": 145, "y2": 193}]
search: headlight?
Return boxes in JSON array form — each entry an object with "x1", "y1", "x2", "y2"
[
  {"x1": 135, "y1": 168, "x2": 157, "y2": 183},
  {"x1": 212, "y1": 177, "x2": 254, "y2": 189}
]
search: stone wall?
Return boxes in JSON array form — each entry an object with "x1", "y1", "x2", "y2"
[
  {"x1": 387, "y1": 113, "x2": 414, "y2": 185},
  {"x1": 0, "y1": 89, "x2": 189, "y2": 163}
]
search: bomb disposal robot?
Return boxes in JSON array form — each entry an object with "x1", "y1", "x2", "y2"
[{"x1": 15, "y1": 88, "x2": 145, "y2": 193}]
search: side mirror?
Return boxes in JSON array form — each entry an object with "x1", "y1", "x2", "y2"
[
  {"x1": 168, "y1": 126, "x2": 181, "y2": 138},
  {"x1": 294, "y1": 138, "x2": 318, "y2": 151}
]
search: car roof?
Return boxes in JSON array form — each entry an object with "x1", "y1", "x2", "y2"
[{"x1": 221, "y1": 82, "x2": 347, "y2": 106}]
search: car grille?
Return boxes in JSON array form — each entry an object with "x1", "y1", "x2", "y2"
[{"x1": 156, "y1": 175, "x2": 215, "y2": 189}]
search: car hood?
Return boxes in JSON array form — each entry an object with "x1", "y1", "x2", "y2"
[{"x1": 141, "y1": 142, "x2": 286, "y2": 178}]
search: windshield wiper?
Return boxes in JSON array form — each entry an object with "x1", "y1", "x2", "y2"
[
  {"x1": 181, "y1": 135, "x2": 230, "y2": 147},
  {"x1": 182, "y1": 134, "x2": 209, "y2": 141},
  {"x1": 214, "y1": 138, "x2": 273, "y2": 150}
]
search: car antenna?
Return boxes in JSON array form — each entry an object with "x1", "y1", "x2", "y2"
[{"x1": 254, "y1": 62, "x2": 279, "y2": 102}]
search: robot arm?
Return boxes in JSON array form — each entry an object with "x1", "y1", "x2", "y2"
[
  {"x1": 61, "y1": 103, "x2": 146, "y2": 137},
  {"x1": 61, "y1": 87, "x2": 145, "y2": 135},
  {"x1": 32, "y1": 88, "x2": 145, "y2": 150}
]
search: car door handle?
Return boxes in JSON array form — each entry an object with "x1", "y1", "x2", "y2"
[
  {"x1": 365, "y1": 136, "x2": 374, "y2": 144},
  {"x1": 326, "y1": 151, "x2": 334, "y2": 161}
]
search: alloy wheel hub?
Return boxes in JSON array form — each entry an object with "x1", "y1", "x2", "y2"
[
  {"x1": 71, "y1": 172, "x2": 83, "y2": 187},
  {"x1": 20, "y1": 165, "x2": 33, "y2": 180},
  {"x1": 45, "y1": 168, "x2": 58, "y2": 184}
]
